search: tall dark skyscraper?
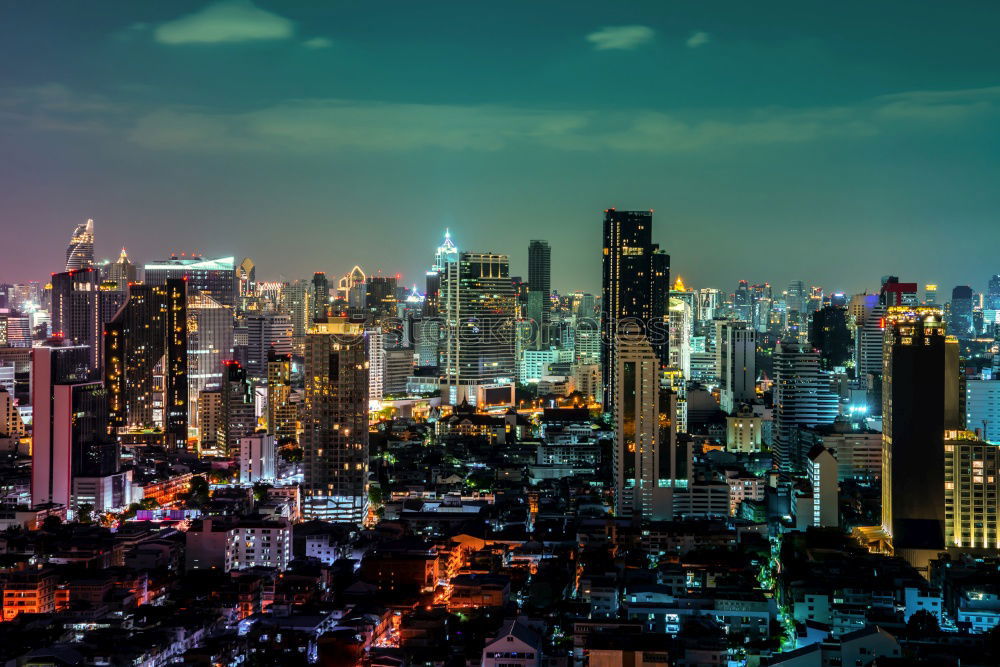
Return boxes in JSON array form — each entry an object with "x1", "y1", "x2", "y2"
[
  {"x1": 64, "y1": 219, "x2": 94, "y2": 272},
  {"x1": 881, "y1": 306, "x2": 947, "y2": 569},
  {"x1": 51, "y1": 268, "x2": 126, "y2": 371},
  {"x1": 311, "y1": 272, "x2": 329, "y2": 322},
  {"x1": 601, "y1": 208, "x2": 669, "y2": 408},
  {"x1": 105, "y1": 279, "x2": 188, "y2": 450},
  {"x1": 527, "y1": 240, "x2": 551, "y2": 341},
  {"x1": 949, "y1": 285, "x2": 974, "y2": 338}
]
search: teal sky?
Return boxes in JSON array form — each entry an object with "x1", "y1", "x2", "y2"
[{"x1": 2, "y1": 1, "x2": 999, "y2": 296}]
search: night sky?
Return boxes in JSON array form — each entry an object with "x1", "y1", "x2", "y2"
[{"x1": 2, "y1": 1, "x2": 999, "y2": 296}]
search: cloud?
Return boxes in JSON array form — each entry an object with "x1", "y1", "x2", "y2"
[
  {"x1": 302, "y1": 37, "x2": 333, "y2": 49},
  {"x1": 153, "y1": 0, "x2": 294, "y2": 45},
  {"x1": 6, "y1": 83, "x2": 1000, "y2": 156},
  {"x1": 686, "y1": 31, "x2": 710, "y2": 48},
  {"x1": 586, "y1": 25, "x2": 654, "y2": 51}
]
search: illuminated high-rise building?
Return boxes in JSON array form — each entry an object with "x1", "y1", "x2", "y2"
[
  {"x1": 987, "y1": 275, "x2": 1000, "y2": 311},
  {"x1": 924, "y1": 284, "x2": 939, "y2": 306},
  {"x1": 284, "y1": 279, "x2": 311, "y2": 340},
  {"x1": 527, "y1": 240, "x2": 551, "y2": 344},
  {"x1": 50, "y1": 268, "x2": 102, "y2": 370},
  {"x1": 186, "y1": 291, "x2": 233, "y2": 428},
  {"x1": 64, "y1": 219, "x2": 95, "y2": 272},
  {"x1": 717, "y1": 321, "x2": 756, "y2": 414},
  {"x1": 302, "y1": 319, "x2": 369, "y2": 523},
  {"x1": 266, "y1": 349, "x2": 298, "y2": 442},
  {"x1": 668, "y1": 298, "x2": 691, "y2": 380},
  {"x1": 441, "y1": 251, "x2": 517, "y2": 405},
  {"x1": 601, "y1": 209, "x2": 670, "y2": 408},
  {"x1": 245, "y1": 312, "x2": 292, "y2": 379},
  {"x1": 881, "y1": 306, "x2": 947, "y2": 567},
  {"x1": 773, "y1": 341, "x2": 839, "y2": 472},
  {"x1": 614, "y1": 331, "x2": 674, "y2": 520},
  {"x1": 104, "y1": 279, "x2": 187, "y2": 450},
  {"x1": 311, "y1": 272, "x2": 330, "y2": 322},
  {"x1": 237, "y1": 257, "x2": 256, "y2": 303},
  {"x1": 106, "y1": 247, "x2": 137, "y2": 292},
  {"x1": 218, "y1": 360, "x2": 255, "y2": 457},
  {"x1": 144, "y1": 256, "x2": 237, "y2": 310},
  {"x1": 31, "y1": 342, "x2": 117, "y2": 510}
]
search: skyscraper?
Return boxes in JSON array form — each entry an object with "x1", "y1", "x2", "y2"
[
  {"x1": 773, "y1": 341, "x2": 839, "y2": 472},
  {"x1": 311, "y1": 272, "x2": 329, "y2": 322},
  {"x1": 717, "y1": 321, "x2": 756, "y2": 414},
  {"x1": 266, "y1": 349, "x2": 298, "y2": 442},
  {"x1": 31, "y1": 342, "x2": 117, "y2": 510},
  {"x1": 614, "y1": 331, "x2": 673, "y2": 520},
  {"x1": 949, "y1": 285, "x2": 974, "y2": 339},
  {"x1": 64, "y1": 219, "x2": 95, "y2": 272},
  {"x1": 881, "y1": 306, "x2": 947, "y2": 567},
  {"x1": 440, "y1": 251, "x2": 517, "y2": 405},
  {"x1": 245, "y1": 313, "x2": 293, "y2": 379},
  {"x1": 50, "y1": 268, "x2": 102, "y2": 370},
  {"x1": 987, "y1": 275, "x2": 1000, "y2": 311},
  {"x1": 105, "y1": 247, "x2": 137, "y2": 291},
  {"x1": 105, "y1": 279, "x2": 188, "y2": 450},
  {"x1": 186, "y1": 291, "x2": 233, "y2": 428},
  {"x1": 527, "y1": 240, "x2": 551, "y2": 344},
  {"x1": 284, "y1": 279, "x2": 311, "y2": 340},
  {"x1": 809, "y1": 305, "x2": 851, "y2": 370},
  {"x1": 302, "y1": 319, "x2": 369, "y2": 523},
  {"x1": 218, "y1": 360, "x2": 255, "y2": 457},
  {"x1": 144, "y1": 256, "x2": 237, "y2": 310},
  {"x1": 601, "y1": 208, "x2": 670, "y2": 408}
]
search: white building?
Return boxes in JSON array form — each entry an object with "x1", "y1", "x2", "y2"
[
  {"x1": 186, "y1": 517, "x2": 291, "y2": 572},
  {"x1": 774, "y1": 341, "x2": 839, "y2": 473},
  {"x1": 806, "y1": 445, "x2": 839, "y2": 528},
  {"x1": 481, "y1": 619, "x2": 541, "y2": 667},
  {"x1": 239, "y1": 433, "x2": 276, "y2": 484},
  {"x1": 716, "y1": 321, "x2": 756, "y2": 414},
  {"x1": 966, "y1": 378, "x2": 1000, "y2": 442}
]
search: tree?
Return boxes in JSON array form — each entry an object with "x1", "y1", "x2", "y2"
[
  {"x1": 76, "y1": 503, "x2": 94, "y2": 524},
  {"x1": 253, "y1": 482, "x2": 273, "y2": 503},
  {"x1": 279, "y1": 444, "x2": 303, "y2": 463},
  {"x1": 907, "y1": 609, "x2": 940, "y2": 635}
]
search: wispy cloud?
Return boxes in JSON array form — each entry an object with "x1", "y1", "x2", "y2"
[
  {"x1": 153, "y1": 0, "x2": 294, "y2": 45},
  {"x1": 586, "y1": 25, "x2": 654, "y2": 51},
  {"x1": 5, "y1": 84, "x2": 999, "y2": 156},
  {"x1": 302, "y1": 37, "x2": 333, "y2": 49},
  {"x1": 686, "y1": 31, "x2": 710, "y2": 48}
]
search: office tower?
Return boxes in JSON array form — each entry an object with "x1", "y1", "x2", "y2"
[
  {"x1": 806, "y1": 445, "x2": 839, "y2": 528},
  {"x1": 574, "y1": 327, "x2": 601, "y2": 366},
  {"x1": 668, "y1": 298, "x2": 691, "y2": 379},
  {"x1": 773, "y1": 341, "x2": 839, "y2": 473},
  {"x1": 64, "y1": 219, "x2": 95, "y2": 272},
  {"x1": 104, "y1": 248, "x2": 136, "y2": 292},
  {"x1": 266, "y1": 349, "x2": 297, "y2": 442},
  {"x1": 965, "y1": 378, "x2": 1000, "y2": 443},
  {"x1": 197, "y1": 389, "x2": 222, "y2": 451},
  {"x1": 698, "y1": 289, "x2": 721, "y2": 324},
  {"x1": 366, "y1": 328, "x2": 385, "y2": 404},
  {"x1": 302, "y1": 319, "x2": 369, "y2": 523},
  {"x1": 613, "y1": 331, "x2": 672, "y2": 520},
  {"x1": 925, "y1": 284, "x2": 939, "y2": 306},
  {"x1": 186, "y1": 291, "x2": 234, "y2": 427},
  {"x1": 384, "y1": 348, "x2": 414, "y2": 395},
  {"x1": 944, "y1": 430, "x2": 1000, "y2": 549},
  {"x1": 0, "y1": 313, "x2": 31, "y2": 348},
  {"x1": 717, "y1": 321, "x2": 756, "y2": 414},
  {"x1": 245, "y1": 313, "x2": 292, "y2": 379},
  {"x1": 239, "y1": 432, "x2": 276, "y2": 484},
  {"x1": 311, "y1": 272, "x2": 329, "y2": 322},
  {"x1": 0, "y1": 385, "x2": 24, "y2": 439},
  {"x1": 105, "y1": 279, "x2": 188, "y2": 450},
  {"x1": 786, "y1": 281, "x2": 806, "y2": 315},
  {"x1": 283, "y1": 279, "x2": 311, "y2": 340},
  {"x1": 218, "y1": 360, "x2": 254, "y2": 457},
  {"x1": 751, "y1": 284, "x2": 772, "y2": 332},
  {"x1": 809, "y1": 305, "x2": 851, "y2": 370},
  {"x1": 365, "y1": 274, "x2": 398, "y2": 316},
  {"x1": 237, "y1": 257, "x2": 256, "y2": 300},
  {"x1": 849, "y1": 292, "x2": 883, "y2": 382},
  {"x1": 798, "y1": 418, "x2": 882, "y2": 483},
  {"x1": 50, "y1": 268, "x2": 102, "y2": 369},
  {"x1": 31, "y1": 343, "x2": 117, "y2": 510},
  {"x1": 734, "y1": 280, "x2": 751, "y2": 321},
  {"x1": 987, "y1": 275, "x2": 1000, "y2": 311},
  {"x1": 949, "y1": 286, "x2": 975, "y2": 339},
  {"x1": 527, "y1": 240, "x2": 551, "y2": 342},
  {"x1": 574, "y1": 292, "x2": 596, "y2": 319},
  {"x1": 601, "y1": 209, "x2": 670, "y2": 407},
  {"x1": 144, "y1": 255, "x2": 237, "y2": 310},
  {"x1": 441, "y1": 251, "x2": 517, "y2": 405},
  {"x1": 881, "y1": 306, "x2": 946, "y2": 565}
]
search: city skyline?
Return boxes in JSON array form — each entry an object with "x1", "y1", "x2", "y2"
[{"x1": 3, "y1": 1, "x2": 1000, "y2": 292}]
